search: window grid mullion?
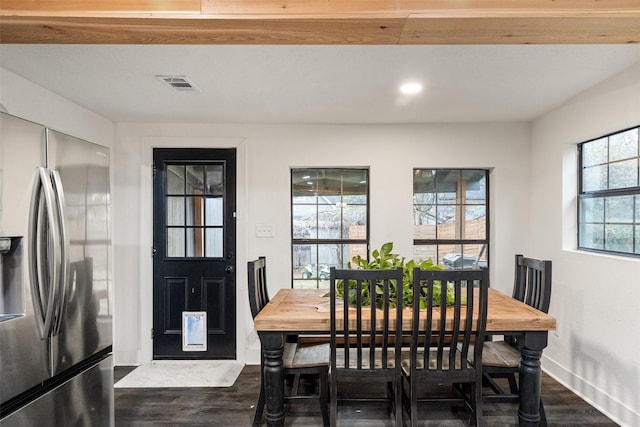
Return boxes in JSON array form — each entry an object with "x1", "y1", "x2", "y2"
[
  {"x1": 291, "y1": 168, "x2": 369, "y2": 288},
  {"x1": 413, "y1": 168, "x2": 488, "y2": 269},
  {"x1": 578, "y1": 124, "x2": 640, "y2": 257}
]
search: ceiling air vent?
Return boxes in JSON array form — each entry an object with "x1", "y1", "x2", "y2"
[{"x1": 155, "y1": 75, "x2": 201, "y2": 92}]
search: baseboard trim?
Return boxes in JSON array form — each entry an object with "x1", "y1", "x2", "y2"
[{"x1": 543, "y1": 355, "x2": 639, "y2": 427}]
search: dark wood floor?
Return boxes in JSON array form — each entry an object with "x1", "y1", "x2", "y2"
[{"x1": 114, "y1": 365, "x2": 618, "y2": 426}]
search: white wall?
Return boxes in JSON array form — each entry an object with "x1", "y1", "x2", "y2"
[
  {"x1": 6, "y1": 60, "x2": 640, "y2": 425},
  {"x1": 0, "y1": 68, "x2": 115, "y2": 148},
  {"x1": 531, "y1": 62, "x2": 640, "y2": 427},
  {"x1": 112, "y1": 122, "x2": 532, "y2": 367}
]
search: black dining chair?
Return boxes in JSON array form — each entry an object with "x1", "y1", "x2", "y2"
[
  {"x1": 402, "y1": 267, "x2": 489, "y2": 427},
  {"x1": 329, "y1": 267, "x2": 404, "y2": 427},
  {"x1": 473, "y1": 254, "x2": 552, "y2": 423},
  {"x1": 248, "y1": 257, "x2": 330, "y2": 426}
]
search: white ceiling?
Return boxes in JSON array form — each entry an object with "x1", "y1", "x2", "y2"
[{"x1": 2, "y1": 44, "x2": 640, "y2": 124}]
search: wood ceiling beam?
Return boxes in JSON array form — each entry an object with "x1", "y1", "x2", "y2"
[{"x1": 1, "y1": 1, "x2": 640, "y2": 44}]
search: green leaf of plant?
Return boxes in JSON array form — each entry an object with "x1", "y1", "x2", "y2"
[
  {"x1": 380, "y1": 242, "x2": 393, "y2": 256},
  {"x1": 327, "y1": 242, "x2": 461, "y2": 308}
]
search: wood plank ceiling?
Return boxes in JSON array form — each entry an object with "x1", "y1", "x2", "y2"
[{"x1": 1, "y1": 0, "x2": 640, "y2": 45}]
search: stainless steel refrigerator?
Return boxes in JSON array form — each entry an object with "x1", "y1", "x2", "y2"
[{"x1": 0, "y1": 112, "x2": 113, "y2": 426}]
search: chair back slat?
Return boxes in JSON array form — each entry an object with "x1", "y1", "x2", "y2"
[
  {"x1": 248, "y1": 256, "x2": 268, "y2": 319},
  {"x1": 330, "y1": 267, "x2": 403, "y2": 375},
  {"x1": 513, "y1": 254, "x2": 552, "y2": 313},
  {"x1": 411, "y1": 268, "x2": 489, "y2": 376}
]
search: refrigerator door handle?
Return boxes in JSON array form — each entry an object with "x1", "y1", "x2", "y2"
[
  {"x1": 28, "y1": 167, "x2": 61, "y2": 339},
  {"x1": 50, "y1": 170, "x2": 70, "y2": 336}
]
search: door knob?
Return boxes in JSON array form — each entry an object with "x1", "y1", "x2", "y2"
[{"x1": 225, "y1": 265, "x2": 234, "y2": 274}]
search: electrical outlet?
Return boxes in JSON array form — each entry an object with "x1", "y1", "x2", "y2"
[{"x1": 255, "y1": 223, "x2": 275, "y2": 238}]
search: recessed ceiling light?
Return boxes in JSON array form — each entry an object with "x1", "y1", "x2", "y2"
[{"x1": 400, "y1": 82, "x2": 423, "y2": 95}]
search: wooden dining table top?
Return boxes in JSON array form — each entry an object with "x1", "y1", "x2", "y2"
[{"x1": 254, "y1": 288, "x2": 557, "y2": 333}]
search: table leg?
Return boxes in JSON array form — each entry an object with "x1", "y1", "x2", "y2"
[
  {"x1": 518, "y1": 331, "x2": 548, "y2": 427},
  {"x1": 260, "y1": 332, "x2": 285, "y2": 427}
]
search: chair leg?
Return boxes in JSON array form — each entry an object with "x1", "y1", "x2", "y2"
[
  {"x1": 252, "y1": 385, "x2": 265, "y2": 427},
  {"x1": 473, "y1": 382, "x2": 483, "y2": 427},
  {"x1": 410, "y1": 377, "x2": 418, "y2": 427},
  {"x1": 507, "y1": 373, "x2": 518, "y2": 394},
  {"x1": 330, "y1": 373, "x2": 338, "y2": 427},
  {"x1": 254, "y1": 356, "x2": 266, "y2": 427},
  {"x1": 319, "y1": 369, "x2": 330, "y2": 426},
  {"x1": 394, "y1": 378, "x2": 402, "y2": 427},
  {"x1": 384, "y1": 381, "x2": 395, "y2": 419}
]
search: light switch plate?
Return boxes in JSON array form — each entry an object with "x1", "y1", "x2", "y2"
[{"x1": 255, "y1": 223, "x2": 275, "y2": 238}]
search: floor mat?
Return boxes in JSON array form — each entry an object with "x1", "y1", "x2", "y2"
[{"x1": 114, "y1": 361, "x2": 245, "y2": 388}]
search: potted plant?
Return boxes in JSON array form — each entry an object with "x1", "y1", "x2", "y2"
[{"x1": 326, "y1": 242, "x2": 459, "y2": 308}]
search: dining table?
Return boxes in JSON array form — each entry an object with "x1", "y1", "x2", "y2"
[{"x1": 253, "y1": 287, "x2": 557, "y2": 427}]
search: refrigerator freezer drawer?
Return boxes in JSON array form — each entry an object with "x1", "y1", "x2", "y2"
[{"x1": 0, "y1": 354, "x2": 114, "y2": 427}]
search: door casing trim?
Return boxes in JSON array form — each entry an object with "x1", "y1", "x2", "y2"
[{"x1": 138, "y1": 136, "x2": 248, "y2": 365}]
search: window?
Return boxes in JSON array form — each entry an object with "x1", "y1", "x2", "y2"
[
  {"x1": 578, "y1": 126, "x2": 640, "y2": 256},
  {"x1": 291, "y1": 168, "x2": 369, "y2": 288},
  {"x1": 165, "y1": 164, "x2": 224, "y2": 258},
  {"x1": 413, "y1": 169, "x2": 489, "y2": 269}
]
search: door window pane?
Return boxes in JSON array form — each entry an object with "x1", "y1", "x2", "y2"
[
  {"x1": 167, "y1": 228, "x2": 185, "y2": 257},
  {"x1": 205, "y1": 197, "x2": 223, "y2": 226},
  {"x1": 165, "y1": 162, "x2": 225, "y2": 258},
  {"x1": 166, "y1": 197, "x2": 184, "y2": 226},
  {"x1": 186, "y1": 227, "x2": 204, "y2": 257},
  {"x1": 186, "y1": 165, "x2": 204, "y2": 195},
  {"x1": 205, "y1": 228, "x2": 223, "y2": 257},
  {"x1": 205, "y1": 165, "x2": 223, "y2": 196},
  {"x1": 186, "y1": 196, "x2": 203, "y2": 227},
  {"x1": 167, "y1": 165, "x2": 185, "y2": 194}
]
